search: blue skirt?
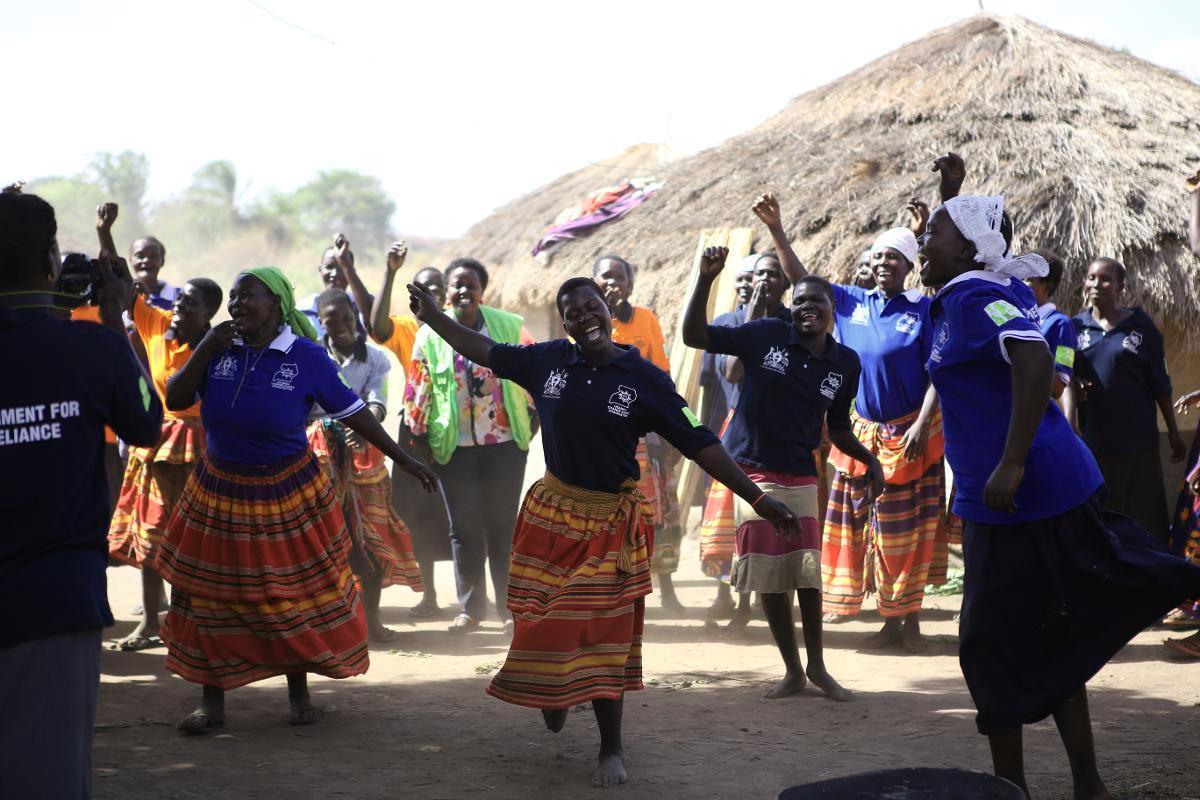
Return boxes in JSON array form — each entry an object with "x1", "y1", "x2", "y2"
[{"x1": 960, "y1": 493, "x2": 1200, "y2": 735}]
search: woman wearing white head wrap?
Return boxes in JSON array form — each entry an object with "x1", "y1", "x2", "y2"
[
  {"x1": 753, "y1": 193, "x2": 949, "y2": 652},
  {"x1": 919, "y1": 194, "x2": 1200, "y2": 798}
]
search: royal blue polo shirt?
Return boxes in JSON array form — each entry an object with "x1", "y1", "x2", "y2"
[
  {"x1": 928, "y1": 271, "x2": 1102, "y2": 524},
  {"x1": 831, "y1": 284, "x2": 932, "y2": 422},
  {"x1": 199, "y1": 329, "x2": 365, "y2": 464},
  {"x1": 0, "y1": 307, "x2": 163, "y2": 649},
  {"x1": 705, "y1": 318, "x2": 860, "y2": 476},
  {"x1": 1037, "y1": 303, "x2": 1078, "y2": 382},
  {"x1": 699, "y1": 304, "x2": 792, "y2": 431},
  {"x1": 489, "y1": 340, "x2": 720, "y2": 493},
  {"x1": 1072, "y1": 307, "x2": 1172, "y2": 454}
]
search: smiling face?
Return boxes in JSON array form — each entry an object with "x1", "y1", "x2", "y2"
[
  {"x1": 560, "y1": 284, "x2": 613, "y2": 355},
  {"x1": 593, "y1": 258, "x2": 632, "y2": 304},
  {"x1": 872, "y1": 247, "x2": 912, "y2": 297},
  {"x1": 791, "y1": 279, "x2": 833, "y2": 335},
  {"x1": 318, "y1": 299, "x2": 358, "y2": 351},
  {"x1": 917, "y1": 206, "x2": 974, "y2": 287},
  {"x1": 228, "y1": 274, "x2": 281, "y2": 343},
  {"x1": 734, "y1": 270, "x2": 754, "y2": 304},
  {"x1": 170, "y1": 282, "x2": 214, "y2": 339},
  {"x1": 854, "y1": 252, "x2": 876, "y2": 290},
  {"x1": 1084, "y1": 259, "x2": 1123, "y2": 309},
  {"x1": 414, "y1": 267, "x2": 447, "y2": 308},
  {"x1": 319, "y1": 250, "x2": 346, "y2": 290},
  {"x1": 130, "y1": 238, "x2": 165, "y2": 291},
  {"x1": 446, "y1": 266, "x2": 484, "y2": 320}
]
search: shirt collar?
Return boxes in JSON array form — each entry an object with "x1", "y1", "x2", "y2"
[
  {"x1": 325, "y1": 334, "x2": 368, "y2": 363},
  {"x1": 234, "y1": 327, "x2": 297, "y2": 352},
  {"x1": 563, "y1": 341, "x2": 638, "y2": 370},
  {"x1": 786, "y1": 328, "x2": 842, "y2": 363},
  {"x1": 933, "y1": 269, "x2": 1011, "y2": 303},
  {"x1": 1037, "y1": 302, "x2": 1057, "y2": 321}
]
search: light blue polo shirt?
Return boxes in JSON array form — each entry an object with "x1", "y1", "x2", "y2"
[
  {"x1": 200, "y1": 328, "x2": 364, "y2": 464},
  {"x1": 927, "y1": 271, "x2": 1102, "y2": 524},
  {"x1": 832, "y1": 284, "x2": 933, "y2": 422}
]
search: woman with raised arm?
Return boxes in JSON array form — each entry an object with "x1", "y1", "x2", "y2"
[
  {"x1": 683, "y1": 245, "x2": 885, "y2": 701},
  {"x1": 753, "y1": 192, "x2": 947, "y2": 652},
  {"x1": 158, "y1": 267, "x2": 436, "y2": 735},
  {"x1": 406, "y1": 275, "x2": 797, "y2": 789},
  {"x1": 918, "y1": 194, "x2": 1200, "y2": 799}
]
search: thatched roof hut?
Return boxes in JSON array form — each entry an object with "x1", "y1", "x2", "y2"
[{"x1": 451, "y1": 14, "x2": 1200, "y2": 353}]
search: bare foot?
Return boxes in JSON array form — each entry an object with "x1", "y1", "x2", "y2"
[
  {"x1": 706, "y1": 595, "x2": 737, "y2": 619},
  {"x1": 863, "y1": 619, "x2": 903, "y2": 649},
  {"x1": 726, "y1": 604, "x2": 753, "y2": 632},
  {"x1": 542, "y1": 708, "x2": 567, "y2": 733},
  {"x1": 591, "y1": 752, "x2": 628, "y2": 788},
  {"x1": 368, "y1": 624, "x2": 397, "y2": 643},
  {"x1": 806, "y1": 666, "x2": 853, "y2": 701},
  {"x1": 901, "y1": 617, "x2": 928, "y2": 653},
  {"x1": 764, "y1": 671, "x2": 807, "y2": 699},
  {"x1": 660, "y1": 595, "x2": 687, "y2": 618}
]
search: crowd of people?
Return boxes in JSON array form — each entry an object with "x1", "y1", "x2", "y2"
[{"x1": 3, "y1": 155, "x2": 1200, "y2": 799}]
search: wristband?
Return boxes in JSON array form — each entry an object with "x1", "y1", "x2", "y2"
[{"x1": 750, "y1": 492, "x2": 770, "y2": 509}]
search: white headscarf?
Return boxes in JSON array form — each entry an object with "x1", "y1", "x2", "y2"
[
  {"x1": 944, "y1": 195, "x2": 1048, "y2": 279},
  {"x1": 870, "y1": 227, "x2": 919, "y2": 266},
  {"x1": 737, "y1": 254, "x2": 759, "y2": 274}
]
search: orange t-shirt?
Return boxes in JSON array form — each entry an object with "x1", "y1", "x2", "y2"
[
  {"x1": 70, "y1": 305, "x2": 117, "y2": 443},
  {"x1": 379, "y1": 315, "x2": 421, "y2": 373},
  {"x1": 131, "y1": 297, "x2": 201, "y2": 420},
  {"x1": 611, "y1": 305, "x2": 669, "y2": 373}
]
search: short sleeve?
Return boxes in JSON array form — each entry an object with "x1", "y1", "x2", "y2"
[
  {"x1": 644, "y1": 312, "x2": 670, "y2": 373},
  {"x1": 363, "y1": 347, "x2": 391, "y2": 409},
  {"x1": 642, "y1": 372, "x2": 721, "y2": 458},
  {"x1": 383, "y1": 316, "x2": 420, "y2": 367},
  {"x1": 705, "y1": 323, "x2": 750, "y2": 357},
  {"x1": 488, "y1": 341, "x2": 553, "y2": 391},
  {"x1": 131, "y1": 295, "x2": 170, "y2": 344},
  {"x1": 825, "y1": 360, "x2": 859, "y2": 432},
  {"x1": 1046, "y1": 317, "x2": 1078, "y2": 379},
  {"x1": 832, "y1": 283, "x2": 864, "y2": 319},
  {"x1": 1142, "y1": 323, "x2": 1172, "y2": 397},
  {"x1": 960, "y1": 288, "x2": 1045, "y2": 365},
  {"x1": 103, "y1": 334, "x2": 164, "y2": 447},
  {"x1": 309, "y1": 348, "x2": 365, "y2": 420}
]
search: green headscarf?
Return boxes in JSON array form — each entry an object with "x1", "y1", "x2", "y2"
[{"x1": 240, "y1": 266, "x2": 319, "y2": 342}]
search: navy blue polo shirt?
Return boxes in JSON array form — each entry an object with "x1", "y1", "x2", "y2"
[
  {"x1": 928, "y1": 272, "x2": 1102, "y2": 524},
  {"x1": 199, "y1": 329, "x2": 365, "y2": 464},
  {"x1": 0, "y1": 308, "x2": 163, "y2": 648},
  {"x1": 699, "y1": 305, "x2": 792, "y2": 431},
  {"x1": 705, "y1": 318, "x2": 860, "y2": 476},
  {"x1": 489, "y1": 340, "x2": 720, "y2": 493},
  {"x1": 1072, "y1": 307, "x2": 1172, "y2": 454},
  {"x1": 1037, "y1": 303, "x2": 1078, "y2": 382},
  {"x1": 832, "y1": 284, "x2": 932, "y2": 422}
]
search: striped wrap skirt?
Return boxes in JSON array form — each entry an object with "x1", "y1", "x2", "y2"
[
  {"x1": 636, "y1": 436, "x2": 681, "y2": 574},
  {"x1": 487, "y1": 473, "x2": 653, "y2": 709},
  {"x1": 729, "y1": 466, "x2": 822, "y2": 594},
  {"x1": 156, "y1": 450, "x2": 369, "y2": 690}
]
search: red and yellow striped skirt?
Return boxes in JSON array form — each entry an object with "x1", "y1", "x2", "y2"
[
  {"x1": 308, "y1": 421, "x2": 423, "y2": 590},
  {"x1": 108, "y1": 417, "x2": 205, "y2": 567},
  {"x1": 487, "y1": 473, "x2": 653, "y2": 709},
  {"x1": 156, "y1": 450, "x2": 369, "y2": 690},
  {"x1": 635, "y1": 436, "x2": 681, "y2": 574}
]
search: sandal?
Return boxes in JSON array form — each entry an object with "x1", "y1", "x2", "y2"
[
  {"x1": 448, "y1": 614, "x2": 479, "y2": 634},
  {"x1": 112, "y1": 634, "x2": 163, "y2": 652},
  {"x1": 1164, "y1": 636, "x2": 1200, "y2": 659},
  {"x1": 178, "y1": 710, "x2": 225, "y2": 735},
  {"x1": 288, "y1": 706, "x2": 324, "y2": 726}
]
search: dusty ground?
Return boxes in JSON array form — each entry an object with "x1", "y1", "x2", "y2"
[{"x1": 95, "y1": 533, "x2": 1199, "y2": 800}]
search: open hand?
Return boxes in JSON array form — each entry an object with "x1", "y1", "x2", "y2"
[
  {"x1": 1175, "y1": 390, "x2": 1200, "y2": 416},
  {"x1": 865, "y1": 460, "x2": 886, "y2": 504},
  {"x1": 345, "y1": 429, "x2": 366, "y2": 450},
  {"x1": 747, "y1": 279, "x2": 767, "y2": 320},
  {"x1": 751, "y1": 193, "x2": 781, "y2": 228},
  {"x1": 754, "y1": 494, "x2": 800, "y2": 539},
  {"x1": 698, "y1": 246, "x2": 729, "y2": 280},
  {"x1": 1187, "y1": 168, "x2": 1200, "y2": 193},
  {"x1": 1170, "y1": 430, "x2": 1188, "y2": 463},
  {"x1": 400, "y1": 454, "x2": 438, "y2": 494},
  {"x1": 898, "y1": 418, "x2": 929, "y2": 461},
  {"x1": 386, "y1": 241, "x2": 409, "y2": 273},
  {"x1": 406, "y1": 282, "x2": 442, "y2": 322},
  {"x1": 983, "y1": 458, "x2": 1024, "y2": 513},
  {"x1": 905, "y1": 198, "x2": 930, "y2": 236},
  {"x1": 198, "y1": 320, "x2": 239, "y2": 356},
  {"x1": 96, "y1": 202, "x2": 118, "y2": 231},
  {"x1": 2, "y1": 180, "x2": 25, "y2": 195}
]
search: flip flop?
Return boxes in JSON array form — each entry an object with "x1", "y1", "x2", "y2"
[
  {"x1": 447, "y1": 614, "x2": 479, "y2": 634},
  {"x1": 112, "y1": 634, "x2": 163, "y2": 652},
  {"x1": 289, "y1": 706, "x2": 324, "y2": 726},
  {"x1": 1164, "y1": 637, "x2": 1200, "y2": 659},
  {"x1": 178, "y1": 711, "x2": 225, "y2": 735}
]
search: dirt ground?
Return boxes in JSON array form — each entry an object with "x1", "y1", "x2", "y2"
[{"x1": 95, "y1": 531, "x2": 1200, "y2": 800}]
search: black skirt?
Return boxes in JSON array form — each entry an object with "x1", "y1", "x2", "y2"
[{"x1": 960, "y1": 492, "x2": 1200, "y2": 735}]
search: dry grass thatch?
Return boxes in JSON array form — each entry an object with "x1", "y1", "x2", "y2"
[{"x1": 448, "y1": 14, "x2": 1200, "y2": 347}]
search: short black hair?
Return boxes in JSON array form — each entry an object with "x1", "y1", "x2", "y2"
[
  {"x1": 186, "y1": 277, "x2": 223, "y2": 316},
  {"x1": 794, "y1": 274, "x2": 835, "y2": 304},
  {"x1": 556, "y1": 277, "x2": 605, "y2": 317},
  {"x1": 1031, "y1": 248, "x2": 1065, "y2": 296},
  {"x1": 316, "y1": 287, "x2": 354, "y2": 314},
  {"x1": 753, "y1": 251, "x2": 790, "y2": 286},
  {"x1": 1092, "y1": 257, "x2": 1126, "y2": 285},
  {"x1": 445, "y1": 257, "x2": 489, "y2": 290},
  {"x1": 414, "y1": 266, "x2": 444, "y2": 284},
  {"x1": 133, "y1": 235, "x2": 167, "y2": 261},
  {"x1": 321, "y1": 245, "x2": 352, "y2": 267},
  {"x1": 0, "y1": 193, "x2": 57, "y2": 284},
  {"x1": 594, "y1": 254, "x2": 635, "y2": 285}
]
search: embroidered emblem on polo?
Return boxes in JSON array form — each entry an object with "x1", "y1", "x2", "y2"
[
  {"x1": 895, "y1": 311, "x2": 920, "y2": 334},
  {"x1": 820, "y1": 372, "x2": 843, "y2": 400},
  {"x1": 1122, "y1": 330, "x2": 1142, "y2": 354},
  {"x1": 543, "y1": 369, "x2": 568, "y2": 398},
  {"x1": 608, "y1": 385, "x2": 637, "y2": 417},
  {"x1": 762, "y1": 346, "x2": 789, "y2": 375},
  {"x1": 930, "y1": 322, "x2": 950, "y2": 363},
  {"x1": 1078, "y1": 330, "x2": 1093, "y2": 349},
  {"x1": 271, "y1": 363, "x2": 299, "y2": 390},
  {"x1": 212, "y1": 354, "x2": 238, "y2": 380},
  {"x1": 983, "y1": 300, "x2": 1021, "y2": 326},
  {"x1": 850, "y1": 304, "x2": 870, "y2": 325}
]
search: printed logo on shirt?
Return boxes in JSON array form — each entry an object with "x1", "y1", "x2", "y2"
[
  {"x1": 820, "y1": 372, "x2": 843, "y2": 400},
  {"x1": 761, "y1": 346, "x2": 790, "y2": 375},
  {"x1": 543, "y1": 369, "x2": 568, "y2": 399},
  {"x1": 607, "y1": 385, "x2": 638, "y2": 418},
  {"x1": 850, "y1": 304, "x2": 870, "y2": 325},
  {"x1": 1122, "y1": 330, "x2": 1142, "y2": 354},
  {"x1": 930, "y1": 322, "x2": 950, "y2": 363},
  {"x1": 895, "y1": 311, "x2": 921, "y2": 335},
  {"x1": 212, "y1": 354, "x2": 238, "y2": 380},
  {"x1": 1078, "y1": 329, "x2": 1093, "y2": 349},
  {"x1": 983, "y1": 300, "x2": 1021, "y2": 326},
  {"x1": 271, "y1": 362, "x2": 299, "y2": 391}
]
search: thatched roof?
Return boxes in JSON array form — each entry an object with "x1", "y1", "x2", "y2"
[{"x1": 449, "y1": 14, "x2": 1200, "y2": 347}]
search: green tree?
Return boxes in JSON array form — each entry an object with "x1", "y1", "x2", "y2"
[
  {"x1": 24, "y1": 176, "x2": 106, "y2": 253},
  {"x1": 90, "y1": 150, "x2": 150, "y2": 234},
  {"x1": 186, "y1": 160, "x2": 240, "y2": 218},
  {"x1": 287, "y1": 169, "x2": 396, "y2": 251}
]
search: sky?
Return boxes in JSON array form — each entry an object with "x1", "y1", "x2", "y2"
[{"x1": 6, "y1": 0, "x2": 1199, "y2": 239}]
